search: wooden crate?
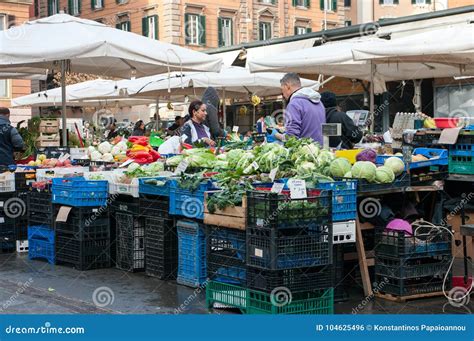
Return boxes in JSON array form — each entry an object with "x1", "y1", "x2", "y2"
[
  {"x1": 36, "y1": 133, "x2": 60, "y2": 147},
  {"x1": 204, "y1": 191, "x2": 246, "y2": 230},
  {"x1": 448, "y1": 213, "x2": 474, "y2": 259},
  {"x1": 39, "y1": 119, "x2": 60, "y2": 134}
]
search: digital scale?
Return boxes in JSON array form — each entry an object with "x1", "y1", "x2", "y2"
[
  {"x1": 322, "y1": 123, "x2": 342, "y2": 149},
  {"x1": 346, "y1": 110, "x2": 371, "y2": 128}
]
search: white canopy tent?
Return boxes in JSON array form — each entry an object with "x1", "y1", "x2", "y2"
[
  {"x1": 11, "y1": 79, "x2": 154, "y2": 107},
  {"x1": 0, "y1": 14, "x2": 222, "y2": 144},
  {"x1": 0, "y1": 67, "x2": 48, "y2": 80},
  {"x1": 123, "y1": 66, "x2": 320, "y2": 126}
]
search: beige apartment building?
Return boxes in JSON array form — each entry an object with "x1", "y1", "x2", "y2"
[
  {"x1": 33, "y1": 0, "x2": 348, "y2": 49},
  {"x1": 0, "y1": 0, "x2": 32, "y2": 124},
  {"x1": 343, "y1": 0, "x2": 473, "y2": 26}
]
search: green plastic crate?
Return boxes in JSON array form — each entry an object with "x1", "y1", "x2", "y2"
[
  {"x1": 449, "y1": 156, "x2": 474, "y2": 175},
  {"x1": 206, "y1": 281, "x2": 334, "y2": 315}
]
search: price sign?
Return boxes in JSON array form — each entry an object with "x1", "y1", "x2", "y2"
[
  {"x1": 269, "y1": 167, "x2": 278, "y2": 182},
  {"x1": 271, "y1": 182, "x2": 284, "y2": 194},
  {"x1": 175, "y1": 159, "x2": 189, "y2": 175},
  {"x1": 288, "y1": 179, "x2": 307, "y2": 199},
  {"x1": 232, "y1": 126, "x2": 239, "y2": 133}
]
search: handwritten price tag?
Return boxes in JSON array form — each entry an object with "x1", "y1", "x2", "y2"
[
  {"x1": 175, "y1": 159, "x2": 189, "y2": 175},
  {"x1": 232, "y1": 126, "x2": 239, "y2": 133},
  {"x1": 271, "y1": 182, "x2": 284, "y2": 194},
  {"x1": 269, "y1": 167, "x2": 278, "y2": 182},
  {"x1": 288, "y1": 179, "x2": 307, "y2": 199}
]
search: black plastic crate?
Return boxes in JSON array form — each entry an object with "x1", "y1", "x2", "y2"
[
  {"x1": 375, "y1": 274, "x2": 450, "y2": 297},
  {"x1": 246, "y1": 224, "x2": 332, "y2": 270},
  {"x1": 0, "y1": 222, "x2": 16, "y2": 253},
  {"x1": 247, "y1": 190, "x2": 332, "y2": 230},
  {"x1": 207, "y1": 225, "x2": 246, "y2": 286},
  {"x1": 333, "y1": 244, "x2": 348, "y2": 302},
  {"x1": 342, "y1": 173, "x2": 410, "y2": 194},
  {"x1": 145, "y1": 216, "x2": 178, "y2": 279},
  {"x1": 28, "y1": 190, "x2": 53, "y2": 214},
  {"x1": 375, "y1": 255, "x2": 451, "y2": 279},
  {"x1": 15, "y1": 171, "x2": 36, "y2": 192},
  {"x1": 411, "y1": 132, "x2": 441, "y2": 147},
  {"x1": 247, "y1": 265, "x2": 333, "y2": 294},
  {"x1": 375, "y1": 227, "x2": 451, "y2": 259},
  {"x1": 28, "y1": 211, "x2": 55, "y2": 228},
  {"x1": 139, "y1": 195, "x2": 170, "y2": 219},
  {"x1": 54, "y1": 205, "x2": 110, "y2": 240},
  {"x1": 14, "y1": 191, "x2": 28, "y2": 240},
  {"x1": 55, "y1": 235, "x2": 111, "y2": 271},
  {"x1": 109, "y1": 195, "x2": 140, "y2": 215},
  {"x1": 115, "y1": 212, "x2": 145, "y2": 272},
  {"x1": 410, "y1": 166, "x2": 448, "y2": 186}
]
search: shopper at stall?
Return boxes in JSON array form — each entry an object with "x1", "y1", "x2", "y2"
[
  {"x1": 320, "y1": 91, "x2": 363, "y2": 149},
  {"x1": 271, "y1": 73, "x2": 325, "y2": 145},
  {"x1": 132, "y1": 120, "x2": 145, "y2": 136},
  {"x1": 0, "y1": 107, "x2": 25, "y2": 167},
  {"x1": 181, "y1": 100, "x2": 215, "y2": 147},
  {"x1": 106, "y1": 120, "x2": 119, "y2": 140},
  {"x1": 202, "y1": 87, "x2": 225, "y2": 139},
  {"x1": 167, "y1": 116, "x2": 184, "y2": 136}
]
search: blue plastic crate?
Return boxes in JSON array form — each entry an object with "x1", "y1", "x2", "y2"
[
  {"x1": 316, "y1": 180, "x2": 357, "y2": 222},
  {"x1": 28, "y1": 238, "x2": 55, "y2": 264},
  {"x1": 177, "y1": 220, "x2": 207, "y2": 287},
  {"x1": 52, "y1": 177, "x2": 108, "y2": 207},
  {"x1": 138, "y1": 177, "x2": 176, "y2": 197},
  {"x1": 169, "y1": 181, "x2": 216, "y2": 219},
  {"x1": 28, "y1": 226, "x2": 54, "y2": 243},
  {"x1": 449, "y1": 144, "x2": 474, "y2": 157},
  {"x1": 376, "y1": 148, "x2": 448, "y2": 170}
]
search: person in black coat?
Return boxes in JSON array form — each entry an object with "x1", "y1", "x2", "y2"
[
  {"x1": 132, "y1": 120, "x2": 145, "y2": 136},
  {"x1": 0, "y1": 107, "x2": 24, "y2": 166},
  {"x1": 320, "y1": 92, "x2": 363, "y2": 149},
  {"x1": 201, "y1": 87, "x2": 225, "y2": 139}
]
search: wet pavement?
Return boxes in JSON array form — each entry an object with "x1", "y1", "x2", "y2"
[{"x1": 0, "y1": 253, "x2": 472, "y2": 315}]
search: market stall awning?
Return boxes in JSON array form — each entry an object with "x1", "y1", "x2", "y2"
[
  {"x1": 0, "y1": 67, "x2": 48, "y2": 80},
  {"x1": 0, "y1": 14, "x2": 222, "y2": 77},
  {"x1": 351, "y1": 23, "x2": 474, "y2": 66},
  {"x1": 124, "y1": 66, "x2": 320, "y2": 99},
  {"x1": 11, "y1": 79, "x2": 154, "y2": 107}
]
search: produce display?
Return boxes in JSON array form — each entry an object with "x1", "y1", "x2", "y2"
[
  {"x1": 126, "y1": 136, "x2": 160, "y2": 164},
  {"x1": 27, "y1": 154, "x2": 73, "y2": 168}
]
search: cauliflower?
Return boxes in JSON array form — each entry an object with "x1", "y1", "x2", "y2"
[
  {"x1": 116, "y1": 141, "x2": 128, "y2": 152},
  {"x1": 90, "y1": 151, "x2": 102, "y2": 161},
  {"x1": 98, "y1": 141, "x2": 112, "y2": 154},
  {"x1": 88, "y1": 146, "x2": 97, "y2": 156},
  {"x1": 102, "y1": 153, "x2": 114, "y2": 162},
  {"x1": 111, "y1": 146, "x2": 121, "y2": 156}
]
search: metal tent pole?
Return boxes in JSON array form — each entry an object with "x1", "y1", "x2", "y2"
[
  {"x1": 223, "y1": 88, "x2": 227, "y2": 129},
  {"x1": 61, "y1": 60, "x2": 67, "y2": 147},
  {"x1": 370, "y1": 62, "x2": 375, "y2": 132}
]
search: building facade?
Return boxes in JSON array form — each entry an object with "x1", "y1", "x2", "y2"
[
  {"x1": 0, "y1": 0, "x2": 32, "y2": 124},
  {"x1": 343, "y1": 0, "x2": 473, "y2": 26},
  {"x1": 33, "y1": 0, "x2": 347, "y2": 49}
]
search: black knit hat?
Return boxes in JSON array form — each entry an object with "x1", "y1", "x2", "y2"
[{"x1": 320, "y1": 91, "x2": 337, "y2": 108}]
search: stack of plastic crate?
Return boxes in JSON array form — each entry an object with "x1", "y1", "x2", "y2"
[
  {"x1": 207, "y1": 189, "x2": 335, "y2": 314},
  {"x1": 374, "y1": 226, "x2": 452, "y2": 298},
  {"x1": 448, "y1": 131, "x2": 474, "y2": 175},
  {"x1": 110, "y1": 194, "x2": 144, "y2": 272},
  {"x1": 138, "y1": 179, "x2": 177, "y2": 279},
  {"x1": 52, "y1": 177, "x2": 111, "y2": 270},
  {"x1": 14, "y1": 167, "x2": 36, "y2": 243},
  {"x1": 177, "y1": 219, "x2": 206, "y2": 287},
  {"x1": 28, "y1": 226, "x2": 55, "y2": 264},
  {"x1": 0, "y1": 173, "x2": 16, "y2": 253}
]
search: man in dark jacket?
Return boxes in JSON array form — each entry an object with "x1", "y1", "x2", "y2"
[
  {"x1": 0, "y1": 108, "x2": 25, "y2": 166},
  {"x1": 320, "y1": 92, "x2": 362, "y2": 149},
  {"x1": 201, "y1": 87, "x2": 225, "y2": 139}
]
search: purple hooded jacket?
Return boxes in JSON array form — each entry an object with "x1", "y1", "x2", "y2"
[{"x1": 285, "y1": 87, "x2": 326, "y2": 145}]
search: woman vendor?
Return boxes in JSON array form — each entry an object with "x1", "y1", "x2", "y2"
[{"x1": 181, "y1": 100, "x2": 216, "y2": 147}]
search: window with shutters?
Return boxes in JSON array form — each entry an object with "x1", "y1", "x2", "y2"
[
  {"x1": 320, "y1": 0, "x2": 337, "y2": 11},
  {"x1": 185, "y1": 13, "x2": 206, "y2": 46},
  {"x1": 116, "y1": 0, "x2": 128, "y2": 4},
  {"x1": 69, "y1": 0, "x2": 81, "y2": 16},
  {"x1": 260, "y1": 0, "x2": 276, "y2": 4},
  {"x1": 293, "y1": 0, "x2": 310, "y2": 7},
  {"x1": 117, "y1": 21, "x2": 130, "y2": 32},
  {"x1": 48, "y1": 0, "x2": 60, "y2": 15},
  {"x1": 413, "y1": 0, "x2": 430, "y2": 5},
  {"x1": 344, "y1": 20, "x2": 352, "y2": 26},
  {"x1": 143, "y1": 15, "x2": 158, "y2": 40},
  {"x1": 380, "y1": 0, "x2": 399, "y2": 5},
  {"x1": 294, "y1": 26, "x2": 311, "y2": 35},
  {"x1": 92, "y1": 0, "x2": 104, "y2": 10},
  {"x1": 259, "y1": 22, "x2": 272, "y2": 41},
  {"x1": 218, "y1": 17, "x2": 233, "y2": 47},
  {"x1": 0, "y1": 14, "x2": 8, "y2": 98},
  {"x1": 344, "y1": 0, "x2": 351, "y2": 6}
]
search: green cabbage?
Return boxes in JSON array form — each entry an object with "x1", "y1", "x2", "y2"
[
  {"x1": 351, "y1": 161, "x2": 377, "y2": 182},
  {"x1": 344, "y1": 171, "x2": 352, "y2": 178},
  {"x1": 375, "y1": 166, "x2": 395, "y2": 183},
  {"x1": 384, "y1": 157, "x2": 405, "y2": 176},
  {"x1": 317, "y1": 150, "x2": 335, "y2": 167},
  {"x1": 330, "y1": 158, "x2": 352, "y2": 178},
  {"x1": 297, "y1": 161, "x2": 317, "y2": 177}
]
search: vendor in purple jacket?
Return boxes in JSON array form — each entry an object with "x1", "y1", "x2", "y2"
[{"x1": 271, "y1": 73, "x2": 325, "y2": 145}]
